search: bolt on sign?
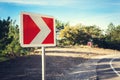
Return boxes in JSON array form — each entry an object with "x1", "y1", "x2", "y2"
[{"x1": 20, "y1": 12, "x2": 56, "y2": 47}]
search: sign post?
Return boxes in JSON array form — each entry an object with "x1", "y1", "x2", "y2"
[
  {"x1": 42, "y1": 47, "x2": 46, "y2": 80},
  {"x1": 20, "y1": 12, "x2": 56, "y2": 80}
]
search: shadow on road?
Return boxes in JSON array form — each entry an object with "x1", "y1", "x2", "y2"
[{"x1": 0, "y1": 55, "x2": 42, "y2": 80}]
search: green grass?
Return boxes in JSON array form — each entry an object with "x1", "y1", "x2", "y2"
[{"x1": 0, "y1": 56, "x2": 9, "y2": 62}]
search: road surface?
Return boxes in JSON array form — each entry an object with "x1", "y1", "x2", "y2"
[
  {"x1": 0, "y1": 55, "x2": 42, "y2": 80},
  {"x1": 0, "y1": 54, "x2": 120, "y2": 80},
  {"x1": 63, "y1": 54, "x2": 120, "y2": 80},
  {"x1": 97, "y1": 58, "x2": 120, "y2": 80}
]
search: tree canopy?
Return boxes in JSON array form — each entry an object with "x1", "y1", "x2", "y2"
[
  {"x1": 59, "y1": 24, "x2": 103, "y2": 46},
  {"x1": 0, "y1": 17, "x2": 29, "y2": 57},
  {"x1": 57, "y1": 22, "x2": 120, "y2": 50}
]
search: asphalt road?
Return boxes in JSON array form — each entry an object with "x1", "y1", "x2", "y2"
[
  {"x1": 96, "y1": 58, "x2": 120, "y2": 80},
  {"x1": 0, "y1": 55, "x2": 120, "y2": 80},
  {"x1": 62, "y1": 55, "x2": 120, "y2": 80},
  {"x1": 0, "y1": 55, "x2": 42, "y2": 80}
]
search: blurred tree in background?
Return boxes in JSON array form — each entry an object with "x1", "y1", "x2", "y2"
[
  {"x1": 55, "y1": 19, "x2": 64, "y2": 31},
  {"x1": 104, "y1": 23, "x2": 120, "y2": 50},
  {"x1": 0, "y1": 17, "x2": 29, "y2": 57},
  {"x1": 57, "y1": 21, "x2": 120, "y2": 50},
  {"x1": 59, "y1": 24, "x2": 102, "y2": 46},
  {"x1": 55, "y1": 19, "x2": 69, "y2": 32},
  {"x1": 0, "y1": 17, "x2": 11, "y2": 55}
]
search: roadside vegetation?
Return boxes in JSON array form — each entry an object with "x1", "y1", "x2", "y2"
[
  {"x1": 0, "y1": 17, "x2": 120, "y2": 62},
  {"x1": 0, "y1": 17, "x2": 33, "y2": 61},
  {"x1": 56, "y1": 19, "x2": 120, "y2": 50}
]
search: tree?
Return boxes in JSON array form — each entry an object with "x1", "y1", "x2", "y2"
[
  {"x1": 0, "y1": 17, "x2": 11, "y2": 54},
  {"x1": 82, "y1": 25, "x2": 104, "y2": 47},
  {"x1": 59, "y1": 24, "x2": 105, "y2": 46},
  {"x1": 106, "y1": 24, "x2": 120, "y2": 43},
  {"x1": 106, "y1": 23, "x2": 115, "y2": 42},
  {"x1": 59, "y1": 26, "x2": 77, "y2": 45},
  {"x1": 3, "y1": 22, "x2": 20, "y2": 56},
  {"x1": 59, "y1": 26, "x2": 91, "y2": 45},
  {"x1": 4, "y1": 20, "x2": 31, "y2": 56},
  {"x1": 55, "y1": 19, "x2": 70, "y2": 45},
  {"x1": 0, "y1": 17, "x2": 30, "y2": 57},
  {"x1": 107, "y1": 23, "x2": 115, "y2": 34},
  {"x1": 55, "y1": 19, "x2": 69, "y2": 32},
  {"x1": 82, "y1": 25, "x2": 103, "y2": 38},
  {"x1": 101, "y1": 23, "x2": 120, "y2": 50},
  {"x1": 114, "y1": 25, "x2": 120, "y2": 43}
]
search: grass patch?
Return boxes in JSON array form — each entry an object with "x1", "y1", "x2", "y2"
[{"x1": 0, "y1": 56, "x2": 9, "y2": 62}]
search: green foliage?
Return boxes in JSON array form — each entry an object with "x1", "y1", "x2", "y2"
[
  {"x1": 0, "y1": 17, "x2": 11, "y2": 51},
  {"x1": 59, "y1": 24, "x2": 105, "y2": 47},
  {"x1": 114, "y1": 25, "x2": 120, "y2": 43},
  {"x1": 57, "y1": 21, "x2": 120, "y2": 50},
  {"x1": 55, "y1": 19, "x2": 69, "y2": 32},
  {"x1": 0, "y1": 17, "x2": 30, "y2": 57},
  {"x1": 59, "y1": 26, "x2": 78, "y2": 45},
  {"x1": 3, "y1": 22, "x2": 21, "y2": 56},
  {"x1": 102, "y1": 23, "x2": 120, "y2": 50},
  {"x1": 93, "y1": 23, "x2": 120, "y2": 50},
  {"x1": 0, "y1": 56, "x2": 9, "y2": 62},
  {"x1": 106, "y1": 23, "x2": 120, "y2": 43},
  {"x1": 81, "y1": 25, "x2": 103, "y2": 38}
]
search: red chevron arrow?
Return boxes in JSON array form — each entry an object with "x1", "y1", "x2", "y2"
[
  {"x1": 42, "y1": 17, "x2": 54, "y2": 44},
  {"x1": 23, "y1": 14, "x2": 40, "y2": 44}
]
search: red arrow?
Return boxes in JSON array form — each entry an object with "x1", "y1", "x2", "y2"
[
  {"x1": 42, "y1": 17, "x2": 54, "y2": 44},
  {"x1": 23, "y1": 14, "x2": 40, "y2": 44}
]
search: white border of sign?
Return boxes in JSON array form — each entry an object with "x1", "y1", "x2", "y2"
[{"x1": 20, "y1": 12, "x2": 56, "y2": 47}]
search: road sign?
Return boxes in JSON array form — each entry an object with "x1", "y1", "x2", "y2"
[
  {"x1": 87, "y1": 41, "x2": 92, "y2": 47},
  {"x1": 20, "y1": 12, "x2": 56, "y2": 47}
]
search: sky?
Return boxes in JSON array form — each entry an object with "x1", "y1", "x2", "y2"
[{"x1": 0, "y1": 0, "x2": 120, "y2": 30}]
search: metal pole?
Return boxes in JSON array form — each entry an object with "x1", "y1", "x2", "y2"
[{"x1": 42, "y1": 47, "x2": 46, "y2": 80}]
